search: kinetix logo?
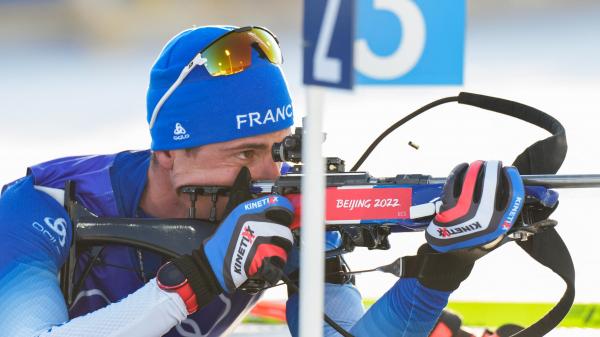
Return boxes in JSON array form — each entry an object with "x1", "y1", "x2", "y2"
[
  {"x1": 233, "y1": 226, "x2": 255, "y2": 274},
  {"x1": 438, "y1": 222, "x2": 482, "y2": 238}
]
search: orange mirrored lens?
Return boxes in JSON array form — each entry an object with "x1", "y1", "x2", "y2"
[
  {"x1": 250, "y1": 28, "x2": 282, "y2": 64},
  {"x1": 203, "y1": 28, "x2": 281, "y2": 77}
]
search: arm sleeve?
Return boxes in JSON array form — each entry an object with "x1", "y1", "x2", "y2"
[
  {"x1": 0, "y1": 176, "x2": 188, "y2": 337},
  {"x1": 286, "y1": 278, "x2": 448, "y2": 337},
  {"x1": 38, "y1": 279, "x2": 187, "y2": 337},
  {"x1": 349, "y1": 278, "x2": 450, "y2": 337},
  {"x1": 286, "y1": 283, "x2": 365, "y2": 337}
]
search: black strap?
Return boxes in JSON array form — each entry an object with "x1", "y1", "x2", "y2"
[
  {"x1": 401, "y1": 93, "x2": 574, "y2": 335},
  {"x1": 513, "y1": 228, "x2": 575, "y2": 336},
  {"x1": 461, "y1": 92, "x2": 574, "y2": 336},
  {"x1": 287, "y1": 255, "x2": 355, "y2": 297},
  {"x1": 457, "y1": 92, "x2": 567, "y2": 175},
  {"x1": 398, "y1": 248, "x2": 474, "y2": 292},
  {"x1": 509, "y1": 127, "x2": 574, "y2": 337},
  {"x1": 173, "y1": 251, "x2": 221, "y2": 309}
]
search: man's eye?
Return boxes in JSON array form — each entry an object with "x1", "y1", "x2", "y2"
[{"x1": 236, "y1": 150, "x2": 255, "y2": 160}]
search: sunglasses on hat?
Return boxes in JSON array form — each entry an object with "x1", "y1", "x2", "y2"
[{"x1": 149, "y1": 26, "x2": 283, "y2": 129}]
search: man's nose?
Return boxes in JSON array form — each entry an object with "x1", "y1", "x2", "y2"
[{"x1": 252, "y1": 155, "x2": 282, "y2": 181}]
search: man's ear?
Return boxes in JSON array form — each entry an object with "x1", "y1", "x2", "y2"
[{"x1": 153, "y1": 150, "x2": 175, "y2": 170}]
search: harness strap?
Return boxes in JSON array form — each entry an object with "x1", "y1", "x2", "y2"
[
  {"x1": 510, "y1": 120, "x2": 574, "y2": 336},
  {"x1": 459, "y1": 92, "x2": 573, "y2": 336},
  {"x1": 401, "y1": 93, "x2": 574, "y2": 336},
  {"x1": 457, "y1": 92, "x2": 567, "y2": 176},
  {"x1": 514, "y1": 228, "x2": 575, "y2": 336}
]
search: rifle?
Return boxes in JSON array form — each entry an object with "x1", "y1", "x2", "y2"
[
  {"x1": 61, "y1": 93, "x2": 599, "y2": 336},
  {"x1": 64, "y1": 170, "x2": 598, "y2": 258}
]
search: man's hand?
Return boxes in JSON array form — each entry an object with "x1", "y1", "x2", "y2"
[
  {"x1": 201, "y1": 193, "x2": 295, "y2": 293},
  {"x1": 426, "y1": 160, "x2": 525, "y2": 253},
  {"x1": 162, "y1": 167, "x2": 294, "y2": 313},
  {"x1": 416, "y1": 160, "x2": 525, "y2": 292}
]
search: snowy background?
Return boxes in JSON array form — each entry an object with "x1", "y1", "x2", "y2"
[{"x1": 0, "y1": 0, "x2": 599, "y2": 321}]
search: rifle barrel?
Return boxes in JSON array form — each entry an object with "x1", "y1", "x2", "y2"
[
  {"x1": 253, "y1": 174, "x2": 600, "y2": 193},
  {"x1": 430, "y1": 174, "x2": 600, "y2": 188}
]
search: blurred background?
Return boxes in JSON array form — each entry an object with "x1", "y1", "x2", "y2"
[{"x1": 1, "y1": 0, "x2": 599, "y2": 335}]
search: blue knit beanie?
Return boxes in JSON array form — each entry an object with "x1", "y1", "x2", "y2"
[{"x1": 147, "y1": 26, "x2": 294, "y2": 150}]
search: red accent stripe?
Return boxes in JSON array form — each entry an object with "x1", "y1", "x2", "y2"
[
  {"x1": 435, "y1": 160, "x2": 484, "y2": 223},
  {"x1": 248, "y1": 244, "x2": 287, "y2": 276},
  {"x1": 176, "y1": 282, "x2": 199, "y2": 314}
]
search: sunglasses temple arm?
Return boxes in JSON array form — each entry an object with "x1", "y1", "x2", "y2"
[{"x1": 149, "y1": 54, "x2": 207, "y2": 129}]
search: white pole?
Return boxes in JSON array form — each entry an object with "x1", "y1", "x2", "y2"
[{"x1": 299, "y1": 85, "x2": 326, "y2": 337}]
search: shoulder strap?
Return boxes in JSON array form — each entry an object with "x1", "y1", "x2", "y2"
[
  {"x1": 513, "y1": 228, "x2": 575, "y2": 336},
  {"x1": 510, "y1": 139, "x2": 574, "y2": 337},
  {"x1": 399, "y1": 93, "x2": 575, "y2": 336},
  {"x1": 457, "y1": 92, "x2": 568, "y2": 175},
  {"x1": 460, "y1": 92, "x2": 574, "y2": 336}
]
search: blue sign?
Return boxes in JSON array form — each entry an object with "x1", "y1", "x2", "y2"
[
  {"x1": 355, "y1": 0, "x2": 465, "y2": 85},
  {"x1": 303, "y1": 0, "x2": 355, "y2": 89}
]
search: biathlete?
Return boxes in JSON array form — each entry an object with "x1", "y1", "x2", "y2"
[{"x1": 0, "y1": 25, "x2": 524, "y2": 337}]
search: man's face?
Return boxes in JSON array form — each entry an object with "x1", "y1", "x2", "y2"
[{"x1": 163, "y1": 128, "x2": 290, "y2": 219}]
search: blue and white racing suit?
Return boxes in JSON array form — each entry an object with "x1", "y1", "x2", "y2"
[{"x1": 0, "y1": 150, "x2": 451, "y2": 336}]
